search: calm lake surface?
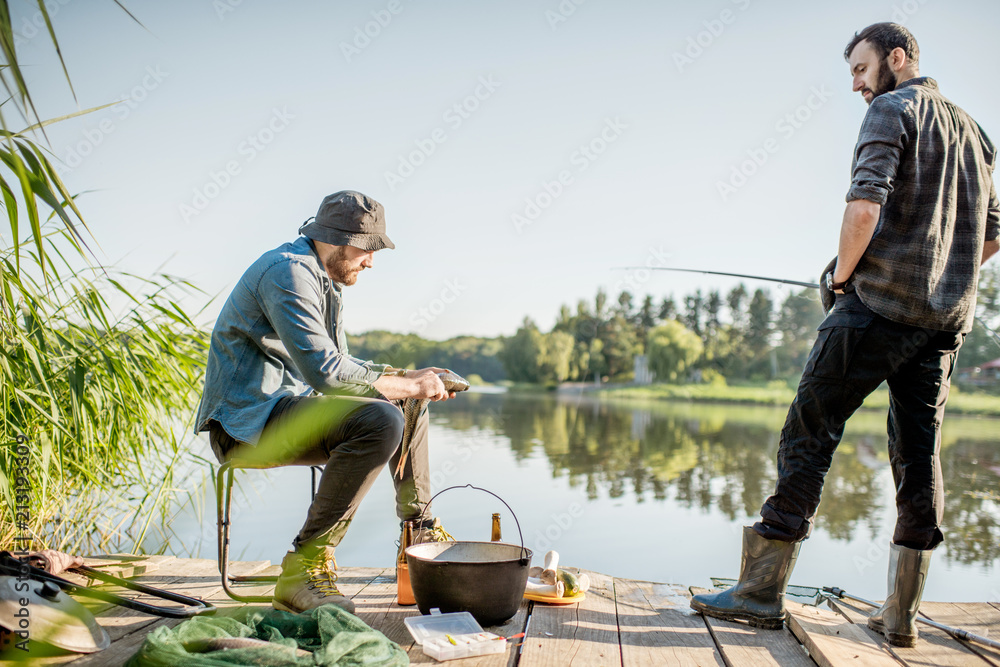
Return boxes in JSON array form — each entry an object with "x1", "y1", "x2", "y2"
[{"x1": 165, "y1": 388, "x2": 1000, "y2": 603}]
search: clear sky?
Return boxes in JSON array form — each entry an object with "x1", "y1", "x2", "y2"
[{"x1": 13, "y1": 0, "x2": 1000, "y2": 339}]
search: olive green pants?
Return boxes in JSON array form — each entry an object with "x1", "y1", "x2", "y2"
[{"x1": 209, "y1": 395, "x2": 432, "y2": 550}]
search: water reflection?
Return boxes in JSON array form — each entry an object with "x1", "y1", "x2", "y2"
[{"x1": 433, "y1": 390, "x2": 1000, "y2": 567}]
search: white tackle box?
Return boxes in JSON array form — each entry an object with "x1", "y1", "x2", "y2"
[{"x1": 403, "y1": 610, "x2": 508, "y2": 662}]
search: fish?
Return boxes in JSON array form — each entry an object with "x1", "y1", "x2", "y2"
[{"x1": 394, "y1": 371, "x2": 470, "y2": 478}]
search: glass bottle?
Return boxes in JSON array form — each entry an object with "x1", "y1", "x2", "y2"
[
  {"x1": 490, "y1": 513, "x2": 502, "y2": 542},
  {"x1": 397, "y1": 520, "x2": 416, "y2": 606}
]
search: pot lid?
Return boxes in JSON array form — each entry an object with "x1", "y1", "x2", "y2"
[{"x1": 0, "y1": 575, "x2": 110, "y2": 653}]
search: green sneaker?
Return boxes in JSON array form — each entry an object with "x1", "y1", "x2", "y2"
[{"x1": 272, "y1": 546, "x2": 355, "y2": 615}]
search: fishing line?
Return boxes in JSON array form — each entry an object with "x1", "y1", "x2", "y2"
[{"x1": 612, "y1": 265, "x2": 1000, "y2": 351}]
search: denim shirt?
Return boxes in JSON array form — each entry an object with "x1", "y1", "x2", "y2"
[{"x1": 194, "y1": 236, "x2": 388, "y2": 444}]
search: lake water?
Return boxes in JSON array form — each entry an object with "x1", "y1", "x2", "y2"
[{"x1": 163, "y1": 388, "x2": 1000, "y2": 604}]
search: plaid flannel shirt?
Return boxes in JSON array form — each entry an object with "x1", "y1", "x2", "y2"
[{"x1": 847, "y1": 77, "x2": 1000, "y2": 332}]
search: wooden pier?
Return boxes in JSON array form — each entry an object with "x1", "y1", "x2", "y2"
[{"x1": 21, "y1": 555, "x2": 1000, "y2": 666}]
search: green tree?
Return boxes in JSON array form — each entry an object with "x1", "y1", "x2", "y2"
[
  {"x1": 554, "y1": 304, "x2": 573, "y2": 333},
  {"x1": 599, "y1": 314, "x2": 640, "y2": 380},
  {"x1": 775, "y1": 288, "x2": 824, "y2": 375},
  {"x1": 616, "y1": 290, "x2": 635, "y2": 322},
  {"x1": 594, "y1": 288, "x2": 608, "y2": 321},
  {"x1": 574, "y1": 300, "x2": 599, "y2": 345},
  {"x1": 955, "y1": 263, "x2": 1000, "y2": 373},
  {"x1": 659, "y1": 296, "x2": 677, "y2": 321},
  {"x1": 588, "y1": 337, "x2": 607, "y2": 380},
  {"x1": 745, "y1": 289, "x2": 775, "y2": 377},
  {"x1": 683, "y1": 289, "x2": 704, "y2": 338},
  {"x1": 637, "y1": 294, "x2": 658, "y2": 347},
  {"x1": 539, "y1": 330, "x2": 575, "y2": 384},
  {"x1": 647, "y1": 320, "x2": 704, "y2": 382},
  {"x1": 568, "y1": 341, "x2": 591, "y2": 381},
  {"x1": 727, "y1": 284, "x2": 749, "y2": 329},
  {"x1": 498, "y1": 317, "x2": 544, "y2": 382}
]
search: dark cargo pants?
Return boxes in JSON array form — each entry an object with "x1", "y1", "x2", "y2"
[
  {"x1": 755, "y1": 290, "x2": 964, "y2": 551},
  {"x1": 210, "y1": 394, "x2": 432, "y2": 550}
]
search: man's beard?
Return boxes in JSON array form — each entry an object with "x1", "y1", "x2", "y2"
[
  {"x1": 867, "y1": 58, "x2": 898, "y2": 104},
  {"x1": 325, "y1": 247, "x2": 361, "y2": 285}
]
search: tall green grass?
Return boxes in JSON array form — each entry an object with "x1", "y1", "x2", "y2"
[
  {"x1": 0, "y1": 230, "x2": 209, "y2": 551},
  {"x1": 1, "y1": 1, "x2": 208, "y2": 553}
]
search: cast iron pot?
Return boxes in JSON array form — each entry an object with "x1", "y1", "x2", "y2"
[{"x1": 405, "y1": 485, "x2": 532, "y2": 626}]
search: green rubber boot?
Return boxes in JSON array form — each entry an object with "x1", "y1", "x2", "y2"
[
  {"x1": 867, "y1": 543, "x2": 931, "y2": 647},
  {"x1": 690, "y1": 526, "x2": 801, "y2": 629}
]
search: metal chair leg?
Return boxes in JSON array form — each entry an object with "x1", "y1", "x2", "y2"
[
  {"x1": 216, "y1": 463, "x2": 326, "y2": 602},
  {"x1": 217, "y1": 462, "x2": 277, "y2": 603}
]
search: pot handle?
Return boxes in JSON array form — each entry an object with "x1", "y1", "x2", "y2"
[{"x1": 421, "y1": 484, "x2": 530, "y2": 565}]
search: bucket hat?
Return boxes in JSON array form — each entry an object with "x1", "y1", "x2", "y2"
[{"x1": 299, "y1": 190, "x2": 395, "y2": 251}]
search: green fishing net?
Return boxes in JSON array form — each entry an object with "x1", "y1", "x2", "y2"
[{"x1": 125, "y1": 604, "x2": 408, "y2": 666}]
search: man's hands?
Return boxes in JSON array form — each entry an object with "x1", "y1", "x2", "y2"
[{"x1": 372, "y1": 367, "x2": 457, "y2": 402}]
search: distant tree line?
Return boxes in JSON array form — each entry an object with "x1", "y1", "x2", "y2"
[
  {"x1": 348, "y1": 265, "x2": 1000, "y2": 389},
  {"x1": 347, "y1": 332, "x2": 506, "y2": 382},
  {"x1": 498, "y1": 284, "x2": 825, "y2": 385},
  {"x1": 496, "y1": 263, "x2": 1000, "y2": 387}
]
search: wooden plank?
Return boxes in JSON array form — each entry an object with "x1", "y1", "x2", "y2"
[
  {"x1": 404, "y1": 605, "x2": 529, "y2": 666},
  {"x1": 13, "y1": 557, "x2": 240, "y2": 665},
  {"x1": 829, "y1": 598, "x2": 994, "y2": 667},
  {"x1": 688, "y1": 587, "x2": 813, "y2": 667},
  {"x1": 519, "y1": 569, "x2": 621, "y2": 667},
  {"x1": 9, "y1": 559, "x2": 389, "y2": 667},
  {"x1": 351, "y1": 569, "x2": 405, "y2": 637},
  {"x1": 354, "y1": 567, "x2": 528, "y2": 666},
  {"x1": 920, "y1": 603, "x2": 1000, "y2": 667},
  {"x1": 615, "y1": 579, "x2": 724, "y2": 666},
  {"x1": 82, "y1": 553, "x2": 174, "y2": 579},
  {"x1": 785, "y1": 600, "x2": 900, "y2": 667},
  {"x1": 57, "y1": 558, "x2": 272, "y2": 667}
]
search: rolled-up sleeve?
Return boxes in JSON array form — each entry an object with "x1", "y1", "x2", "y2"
[
  {"x1": 847, "y1": 96, "x2": 910, "y2": 205},
  {"x1": 258, "y1": 260, "x2": 383, "y2": 394}
]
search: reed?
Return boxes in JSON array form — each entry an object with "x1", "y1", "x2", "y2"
[{"x1": 1, "y1": 1, "x2": 207, "y2": 553}]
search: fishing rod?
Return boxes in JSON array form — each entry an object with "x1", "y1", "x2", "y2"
[
  {"x1": 612, "y1": 265, "x2": 1000, "y2": 350},
  {"x1": 710, "y1": 577, "x2": 1000, "y2": 651},
  {"x1": 821, "y1": 586, "x2": 1000, "y2": 651}
]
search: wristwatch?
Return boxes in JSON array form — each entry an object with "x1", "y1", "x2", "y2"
[{"x1": 825, "y1": 272, "x2": 849, "y2": 291}]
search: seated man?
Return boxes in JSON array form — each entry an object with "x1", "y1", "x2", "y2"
[{"x1": 194, "y1": 190, "x2": 456, "y2": 614}]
